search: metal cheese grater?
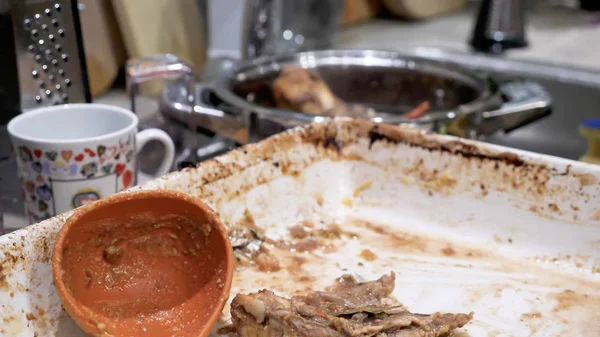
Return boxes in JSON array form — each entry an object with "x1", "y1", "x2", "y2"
[
  {"x1": 0, "y1": 0, "x2": 90, "y2": 231},
  {"x1": 8, "y1": 0, "x2": 91, "y2": 109}
]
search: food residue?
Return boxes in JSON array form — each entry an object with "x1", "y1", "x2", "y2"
[
  {"x1": 548, "y1": 203, "x2": 561, "y2": 213},
  {"x1": 358, "y1": 249, "x2": 378, "y2": 261},
  {"x1": 397, "y1": 175, "x2": 412, "y2": 185},
  {"x1": 254, "y1": 252, "x2": 281, "y2": 272},
  {"x1": 353, "y1": 180, "x2": 373, "y2": 197},
  {"x1": 441, "y1": 247, "x2": 456, "y2": 256},
  {"x1": 288, "y1": 225, "x2": 308, "y2": 239},
  {"x1": 60, "y1": 213, "x2": 219, "y2": 321},
  {"x1": 341, "y1": 197, "x2": 353, "y2": 207},
  {"x1": 405, "y1": 101, "x2": 431, "y2": 119},
  {"x1": 520, "y1": 312, "x2": 542, "y2": 320},
  {"x1": 272, "y1": 66, "x2": 378, "y2": 118},
  {"x1": 552, "y1": 289, "x2": 590, "y2": 312},
  {"x1": 424, "y1": 173, "x2": 457, "y2": 195},
  {"x1": 578, "y1": 173, "x2": 597, "y2": 186}
]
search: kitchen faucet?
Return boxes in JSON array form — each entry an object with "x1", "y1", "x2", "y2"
[
  {"x1": 469, "y1": 0, "x2": 528, "y2": 54},
  {"x1": 242, "y1": 0, "x2": 344, "y2": 60}
]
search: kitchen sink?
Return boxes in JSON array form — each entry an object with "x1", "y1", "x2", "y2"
[{"x1": 403, "y1": 46, "x2": 600, "y2": 160}]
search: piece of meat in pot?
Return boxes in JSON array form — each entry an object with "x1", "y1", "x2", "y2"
[
  {"x1": 271, "y1": 66, "x2": 376, "y2": 118},
  {"x1": 272, "y1": 65, "x2": 338, "y2": 115},
  {"x1": 225, "y1": 273, "x2": 473, "y2": 337},
  {"x1": 271, "y1": 66, "x2": 431, "y2": 119}
]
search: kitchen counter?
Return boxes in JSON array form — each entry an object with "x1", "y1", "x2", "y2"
[{"x1": 338, "y1": 5, "x2": 600, "y2": 71}]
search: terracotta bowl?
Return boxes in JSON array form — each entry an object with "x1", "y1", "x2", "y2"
[{"x1": 52, "y1": 189, "x2": 234, "y2": 337}]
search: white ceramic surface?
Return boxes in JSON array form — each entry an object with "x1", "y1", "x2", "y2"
[
  {"x1": 6, "y1": 103, "x2": 175, "y2": 223},
  {"x1": 0, "y1": 119, "x2": 598, "y2": 337}
]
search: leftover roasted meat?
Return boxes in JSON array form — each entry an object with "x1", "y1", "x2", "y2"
[
  {"x1": 226, "y1": 273, "x2": 473, "y2": 337},
  {"x1": 295, "y1": 273, "x2": 398, "y2": 316}
]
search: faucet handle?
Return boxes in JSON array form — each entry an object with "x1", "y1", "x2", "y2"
[{"x1": 469, "y1": 0, "x2": 528, "y2": 54}]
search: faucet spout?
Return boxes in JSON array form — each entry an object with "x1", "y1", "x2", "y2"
[{"x1": 469, "y1": 0, "x2": 528, "y2": 54}]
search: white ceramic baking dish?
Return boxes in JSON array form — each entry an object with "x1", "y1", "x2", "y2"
[{"x1": 0, "y1": 119, "x2": 598, "y2": 337}]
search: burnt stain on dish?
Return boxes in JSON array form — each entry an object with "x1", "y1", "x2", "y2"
[
  {"x1": 368, "y1": 125, "x2": 525, "y2": 168},
  {"x1": 177, "y1": 161, "x2": 197, "y2": 171},
  {"x1": 150, "y1": 119, "x2": 586, "y2": 206},
  {"x1": 319, "y1": 136, "x2": 345, "y2": 152},
  {"x1": 154, "y1": 118, "x2": 578, "y2": 220}
]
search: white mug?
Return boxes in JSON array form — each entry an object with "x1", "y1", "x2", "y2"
[{"x1": 7, "y1": 103, "x2": 175, "y2": 223}]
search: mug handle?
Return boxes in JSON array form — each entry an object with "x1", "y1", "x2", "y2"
[{"x1": 136, "y1": 128, "x2": 176, "y2": 177}]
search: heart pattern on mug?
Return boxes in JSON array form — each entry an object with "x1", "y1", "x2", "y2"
[
  {"x1": 31, "y1": 161, "x2": 42, "y2": 173},
  {"x1": 80, "y1": 162, "x2": 98, "y2": 178},
  {"x1": 97, "y1": 145, "x2": 106, "y2": 158},
  {"x1": 114, "y1": 163, "x2": 126, "y2": 176},
  {"x1": 84, "y1": 148, "x2": 96, "y2": 157},
  {"x1": 18, "y1": 146, "x2": 33, "y2": 162},
  {"x1": 45, "y1": 151, "x2": 58, "y2": 162},
  {"x1": 61, "y1": 150, "x2": 73, "y2": 162},
  {"x1": 102, "y1": 163, "x2": 113, "y2": 174},
  {"x1": 25, "y1": 181, "x2": 35, "y2": 194},
  {"x1": 36, "y1": 184, "x2": 52, "y2": 200},
  {"x1": 99, "y1": 145, "x2": 119, "y2": 165},
  {"x1": 122, "y1": 170, "x2": 133, "y2": 189},
  {"x1": 17, "y1": 131, "x2": 148, "y2": 224}
]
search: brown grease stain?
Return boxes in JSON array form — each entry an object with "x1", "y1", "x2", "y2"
[
  {"x1": 441, "y1": 247, "x2": 457, "y2": 256},
  {"x1": 358, "y1": 221, "x2": 428, "y2": 252},
  {"x1": 0, "y1": 253, "x2": 20, "y2": 291},
  {"x1": 353, "y1": 180, "x2": 373, "y2": 197},
  {"x1": 285, "y1": 256, "x2": 308, "y2": 276},
  {"x1": 577, "y1": 173, "x2": 597, "y2": 186},
  {"x1": 238, "y1": 208, "x2": 262, "y2": 233},
  {"x1": 553, "y1": 290, "x2": 592, "y2": 312},
  {"x1": 520, "y1": 312, "x2": 542, "y2": 320},
  {"x1": 254, "y1": 252, "x2": 281, "y2": 272},
  {"x1": 548, "y1": 203, "x2": 561, "y2": 213},
  {"x1": 315, "y1": 194, "x2": 325, "y2": 206},
  {"x1": 0, "y1": 270, "x2": 7, "y2": 291},
  {"x1": 358, "y1": 249, "x2": 378, "y2": 261}
]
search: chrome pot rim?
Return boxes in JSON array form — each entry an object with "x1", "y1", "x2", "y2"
[{"x1": 208, "y1": 48, "x2": 503, "y2": 125}]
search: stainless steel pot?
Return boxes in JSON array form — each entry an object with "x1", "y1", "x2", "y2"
[{"x1": 126, "y1": 50, "x2": 551, "y2": 144}]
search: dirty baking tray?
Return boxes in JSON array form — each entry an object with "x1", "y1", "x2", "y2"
[{"x1": 0, "y1": 119, "x2": 598, "y2": 337}]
